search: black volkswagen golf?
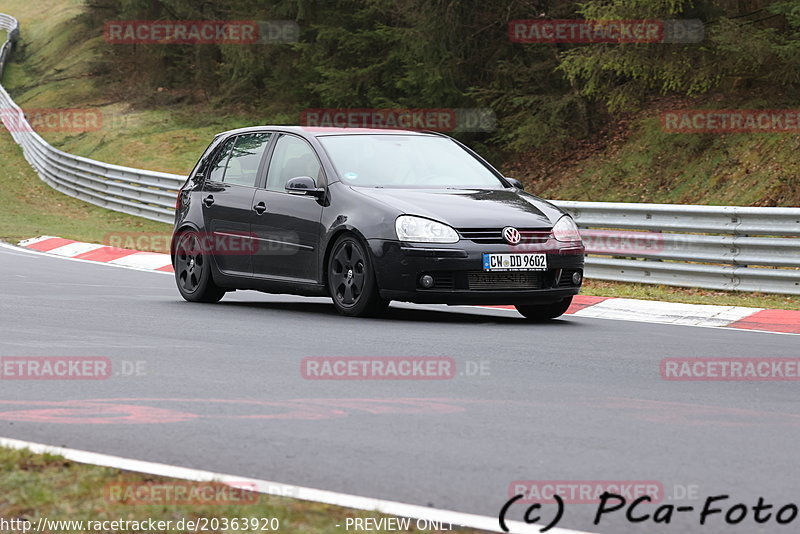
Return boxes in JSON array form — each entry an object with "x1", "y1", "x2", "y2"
[{"x1": 171, "y1": 126, "x2": 584, "y2": 319}]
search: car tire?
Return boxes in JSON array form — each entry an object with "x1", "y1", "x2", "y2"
[
  {"x1": 327, "y1": 234, "x2": 389, "y2": 317},
  {"x1": 173, "y1": 231, "x2": 226, "y2": 303},
  {"x1": 515, "y1": 296, "x2": 573, "y2": 321}
]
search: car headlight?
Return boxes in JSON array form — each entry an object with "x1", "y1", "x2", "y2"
[
  {"x1": 552, "y1": 215, "x2": 582, "y2": 243},
  {"x1": 395, "y1": 215, "x2": 459, "y2": 243}
]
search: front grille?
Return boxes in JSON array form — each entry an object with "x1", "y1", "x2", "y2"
[
  {"x1": 467, "y1": 271, "x2": 541, "y2": 290},
  {"x1": 431, "y1": 272, "x2": 455, "y2": 289},
  {"x1": 458, "y1": 228, "x2": 551, "y2": 245}
]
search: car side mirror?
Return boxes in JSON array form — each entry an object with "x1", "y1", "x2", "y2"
[
  {"x1": 286, "y1": 176, "x2": 324, "y2": 198},
  {"x1": 505, "y1": 177, "x2": 524, "y2": 190}
]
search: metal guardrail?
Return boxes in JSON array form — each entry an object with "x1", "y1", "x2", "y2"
[
  {"x1": 554, "y1": 202, "x2": 800, "y2": 294},
  {"x1": 1, "y1": 13, "x2": 799, "y2": 294},
  {"x1": 0, "y1": 14, "x2": 19, "y2": 79}
]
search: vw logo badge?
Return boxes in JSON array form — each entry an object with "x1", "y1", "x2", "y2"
[{"x1": 503, "y1": 227, "x2": 521, "y2": 245}]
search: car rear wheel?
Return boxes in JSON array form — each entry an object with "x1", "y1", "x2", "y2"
[
  {"x1": 515, "y1": 296, "x2": 573, "y2": 321},
  {"x1": 328, "y1": 234, "x2": 388, "y2": 317},
  {"x1": 174, "y1": 231, "x2": 226, "y2": 303}
]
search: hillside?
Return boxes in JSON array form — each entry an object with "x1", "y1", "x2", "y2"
[
  {"x1": 507, "y1": 96, "x2": 800, "y2": 206},
  {"x1": 0, "y1": 1, "x2": 798, "y2": 207}
]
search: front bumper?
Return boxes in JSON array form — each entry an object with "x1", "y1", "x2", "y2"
[{"x1": 367, "y1": 239, "x2": 585, "y2": 305}]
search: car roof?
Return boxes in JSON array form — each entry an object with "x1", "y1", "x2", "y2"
[{"x1": 217, "y1": 125, "x2": 442, "y2": 139}]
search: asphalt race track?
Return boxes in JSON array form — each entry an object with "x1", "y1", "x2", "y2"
[{"x1": 1, "y1": 243, "x2": 798, "y2": 534}]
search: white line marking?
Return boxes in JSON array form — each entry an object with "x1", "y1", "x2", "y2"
[
  {"x1": 0, "y1": 241, "x2": 172, "y2": 275},
  {"x1": 0, "y1": 436, "x2": 595, "y2": 534},
  {"x1": 573, "y1": 298, "x2": 760, "y2": 327},
  {"x1": 17, "y1": 235, "x2": 59, "y2": 247},
  {"x1": 108, "y1": 251, "x2": 172, "y2": 270},
  {"x1": 46, "y1": 242, "x2": 105, "y2": 257},
  {"x1": 459, "y1": 302, "x2": 800, "y2": 336},
  {"x1": 565, "y1": 311, "x2": 800, "y2": 336}
]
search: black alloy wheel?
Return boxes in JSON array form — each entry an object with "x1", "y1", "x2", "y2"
[
  {"x1": 174, "y1": 231, "x2": 225, "y2": 303},
  {"x1": 328, "y1": 234, "x2": 388, "y2": 317}
]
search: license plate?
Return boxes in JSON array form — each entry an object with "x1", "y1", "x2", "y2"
[{"x1": 483, "y1": 253, "x2": 547, "y2": 271}]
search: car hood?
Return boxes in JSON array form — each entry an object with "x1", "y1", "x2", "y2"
[{"x1": 352, "y1": 188, "x2": 558, "y2": 229}]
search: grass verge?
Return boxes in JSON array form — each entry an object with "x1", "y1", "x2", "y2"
[
  {"x1": 0, "y1": 446, "x2": 477, "y2": 534},
  {"x1": 0, "y1": 128, "x2": 170, "y2": 248}
]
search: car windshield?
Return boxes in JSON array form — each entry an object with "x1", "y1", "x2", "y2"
[{"x1": 318, "y1": 134, "x2": 505, "y2": 189}]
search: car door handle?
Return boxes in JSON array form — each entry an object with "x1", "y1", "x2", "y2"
[
  {"x1": 203, "y1": 195, "x2": 215, "y2": 207},
  {"x1": 253, "y1": 202, "x2": 267, "y2": 215}
]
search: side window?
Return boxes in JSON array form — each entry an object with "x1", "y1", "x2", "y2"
[
  {"x1": 223, "y1": 133, "x2": 272, "y2": 187},
  {"x1": 206, "y1": 138, "x2": 234, "y2": 183},
  {"x1": 187, "y1": 137, "x2": 220, "y2": 186},
  {"x1": 265, "y1": 135, "x2": 323, "y2": 192}
]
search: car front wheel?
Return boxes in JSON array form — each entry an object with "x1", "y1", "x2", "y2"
[
  {"x1": 515, "y1": 296, "x2": 573, "y2": 321},
  {"x1": 327, "y1": 234, "x2": 388, "y2": 317}
]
